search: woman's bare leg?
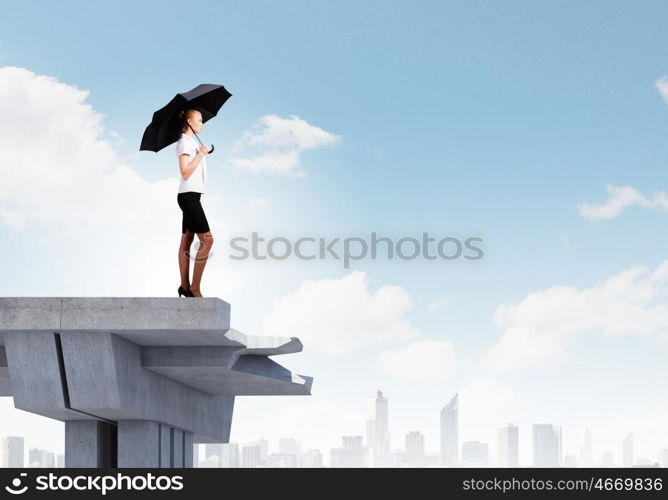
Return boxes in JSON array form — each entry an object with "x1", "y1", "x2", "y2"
[
  {"x1": 178, "y1": 231, "x2": 195, "y2": 289},
  {"x1": 189, "y1": 231, "x2": 214, "y2": 297}
]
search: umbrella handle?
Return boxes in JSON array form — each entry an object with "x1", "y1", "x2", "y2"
[{"x1": 189, "y1": 125, "x2": 214, "y2": 154}]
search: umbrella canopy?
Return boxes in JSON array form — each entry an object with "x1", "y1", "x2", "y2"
[{"x1": 140, "y1": 83, "x2": 232, "y2": 153}]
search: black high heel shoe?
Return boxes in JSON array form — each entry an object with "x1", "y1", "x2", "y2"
[{"x1": 178, "y1": 285, "x2": 194, "y2": 297}]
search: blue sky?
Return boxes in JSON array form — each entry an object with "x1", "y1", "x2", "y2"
[{"x1": 1, "y1": 0, "x2": 668, "y2": 466}]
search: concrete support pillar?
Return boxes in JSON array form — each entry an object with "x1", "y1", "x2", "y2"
[
  {"x1": 184, "y1": 433, "x2": 194, "y2": 467},
  {"x1": 117, "y1": 421, "x2": 160, "y2": 467},
  {"x1": 159, "y1": 424, "x2": 171, "y2": 468},
  {"x1": 117, "y1": 421, "x2": 194, "y2": 467},
  {"x1": 172, "y1": 428, "x2": 184, "y2": 467},
  {"x1": 65, "y1": 420, "x2": 117, "y2": 467}
]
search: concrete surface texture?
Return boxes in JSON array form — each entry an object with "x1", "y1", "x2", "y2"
[{"x1": 0, "y1": 297, "x2": 313, "y2": 468}]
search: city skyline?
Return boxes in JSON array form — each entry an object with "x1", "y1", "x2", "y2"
[
  {"x1": 200, "y1": 388, "x2": 667, "y2": 467},
  {"x1": 4, "y1": 389, "x2": 665, "y2": 468},
  {"x1": 202, "y1": 389, "x2": 668, "y2": 467},
  {"x1": 0, "y1": 436, "x2": 64, "y2": 468}
]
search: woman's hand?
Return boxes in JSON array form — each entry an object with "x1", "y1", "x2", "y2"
[{"x1": 197, "y1": 144, "x2": 211, "y2": 155}]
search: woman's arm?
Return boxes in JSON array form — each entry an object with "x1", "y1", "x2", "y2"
[{"x1": 179, "y1": 151, "x2": 205, "y2": 180}]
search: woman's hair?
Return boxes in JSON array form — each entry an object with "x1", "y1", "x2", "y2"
[{"x1": 178, "y1": 108, "x2": 199, "y2": 132}]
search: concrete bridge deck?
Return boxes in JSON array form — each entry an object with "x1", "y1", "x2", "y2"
[{"x1": 0, "y1": 297, "x2": 313, "y2": 467}]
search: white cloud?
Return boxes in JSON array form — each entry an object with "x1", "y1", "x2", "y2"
[
  {"x1": 245, "y1": 195, "x2": 272, "y2": 211},
  {"x1": 0, "y1": 205, "x2": 26, "y2": 230},
  {"x1": 482, "y1": 261, "x2": 668, "y2": 371},
  {"x1": 656, "y1": 76, "x2": 668, "y2": 106},
  {"x1": 262, "y1": 270, "x2": 420, "y2": 355},
  {"x1": 0, "y1": 66, "x2": 177, "y2": 234},
  {"x1": 225, "y1": 114, "x2": 341, "y2": 176},
  {"x1": 577, "y1": 184, "x2": 668, "y2": 221},
  {"x1": 376, "y1": 339, "x2": 457, "y2": 381},
  {"x1": 578, "y1": 184, "x2": 666, "y2": 221},
  {"x1": 242, "y1": 114, "x2": 341, "y2": 150},
  {"x1": 560, "y1": 234, "x2": 571, "y2": 250},
  {"x1": 428, "y1": 297, "x2": 450, "y2": 311},
  {"x1": 227, "y1": 150, "x2": 302, "y2": 176}
]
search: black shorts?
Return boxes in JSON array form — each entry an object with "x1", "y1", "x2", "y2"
[{"x1": 177, "y1": 191, "x2": 210, "y2": 234}]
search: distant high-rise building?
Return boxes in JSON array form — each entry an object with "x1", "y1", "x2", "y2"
[
  {"x1": 202, "y1": 443, "x2": 240, "y2": 468},
  {"x1": 580, "y1": 428, "x2": 592, "y2": 467},
  {"x1": 659, "y1": 449, "x2": 668, "y2": 468},
  {"x1": 200, "y1": 455, "x2": 221, "y2": 468},
  {"x1": 241, "y1": 443, "x2": 263, "y2": 468},
  {"x1": 265, "y1": 453, "x2": 298, "y2": 467},
  {"x1": 201, "y1": 443, "x2": 227, "y2": 467},
  {"x1": 330, "y1": 436, "x2": 368, "y2": 468},
  {"x1": 424, "y1": 452, "x2": 441, "y2": 467},
  {"x1": 28, "y1": 448, "x2": 46, "y2": 467},
  {"x1": 440, "y1": 393, "x2": 458, "y2": 466},
  {"x1": 299, "y1": 449, "x2": 323, "y2": 468},
  {"x1": 373, "y1": 453, "x2": 400, "y2": 467},
  {"x1": 366, "y1": 390, "x2": 390, "y2": 463},
  {"x1": 555, "y1": 425, "x2": 563, "y2": 466},
  {"x1": 601, "y1": 452, "x2": 614, "y2": 467},
  {"x1": 405, "y1": 431, "x2": 426, "y2": 467},
  {"x1": 193, "y1": 444, "x2": 199, "y2": 468},
  {"x1": 623, "y1": 431, "x2": 634, "y2": 467},
  {"x1": 204, "y1": 444, "x2": 223, "y2": 460},
  {"x1": 56, "y1": 454, "x2": 64, "y2": 468},
  {"x1": 29, "y1": 448, "x2": 47, "y2": 467},
  {"x1": 279, "y1": 437, "x2": 301, "y2": 457},
  {"x1": 3, "y1": 436, "x2": 24, "y2": 468},
  {"x1": 563, "y1": 454, "x2": 578, "y2": 467},
  {"x1": 497, "y1": 423, "x2": 519, "y2": 467},
  {"x1": 343, "y1": 436, "x2": 364, "y2": 450},
  {"x1": 462, "y1": 441, "x2": 489, "y2": 467},
  {"x1": 258, "y1": 438, "x2": 269, "y2": 463},
  {"x1": 532, "y1": 424, "x2": 561, "y2": 467},
  {"x1": 220, "y1": 443, "x2": 240, "y2": 468}
]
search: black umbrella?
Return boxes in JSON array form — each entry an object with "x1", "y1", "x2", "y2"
[{"x1": 140, "y1": 83, "x2": 232, "y2": 154}]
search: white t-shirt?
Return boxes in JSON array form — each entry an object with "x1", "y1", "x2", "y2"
[{"x1": 176, "y1": 133, "x2": 207, "y2": 194}]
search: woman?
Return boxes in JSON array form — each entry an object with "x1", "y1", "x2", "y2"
[{"x1": 176, "y1": 108, "x2": 214, "y2": 298}]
